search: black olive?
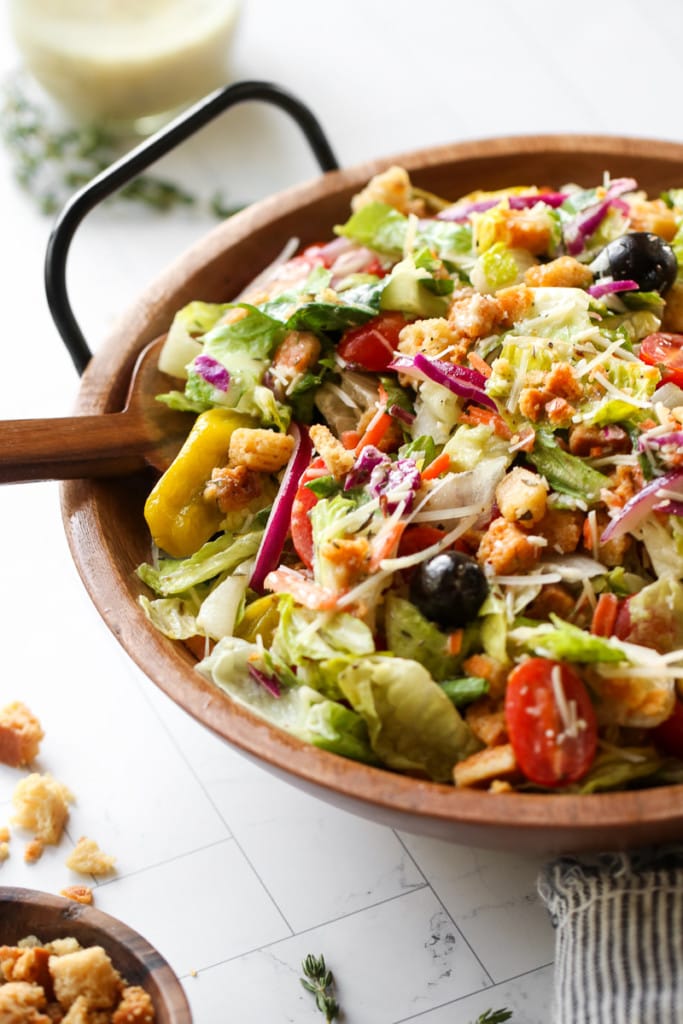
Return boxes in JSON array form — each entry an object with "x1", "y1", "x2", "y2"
[
  {"x1": 593, "y1": 232, "x2": 677, "y2": 294},
  {"x1": 409, "y1": 551, "x2": 488, "y2": 630}
]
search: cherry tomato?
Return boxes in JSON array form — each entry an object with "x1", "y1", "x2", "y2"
[
  {"x1": 652, "y1": 699, "x2": 683, "y2": 757},
  {"x1": 290, "y1": 457, "x2": 327, "y2": 569},
  {"x1": 338, "y1": 313, "x2": 407, "y2": 372},
  {"x1": 639, "y1": 332, "x2": 683, "y2": 388},
  {"x1": 505, "y1": 658, "x2": 598, "y2": 787}
]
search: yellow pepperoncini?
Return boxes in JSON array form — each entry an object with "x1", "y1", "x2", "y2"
[
  {"x1": 144, "y1": 408, "x2": 255, "y2": 558},
  {"x1": 233, "y1": 594, "x2": 280, "y2": 647}
]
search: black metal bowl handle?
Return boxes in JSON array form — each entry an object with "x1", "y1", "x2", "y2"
[{"x1": 45, "y1": 80, "x2": 340, "y2": 376}]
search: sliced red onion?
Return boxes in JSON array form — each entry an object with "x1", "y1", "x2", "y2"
[
  {"x1": 247, "y1": 662, "x2": 281, "y2": 698},
  {"x1": 194, "y1": 354, "x2": 230, "y2": 392},
  {"x1": 654, "y1": 499, "x2": 683, "y2": 517},
  {"x1": 588, "y1": 279, "x2": 640, "y2": 298},
  {"x1": 605, "y1": 177, "x2": 638, "y2": 199},
  {"x1": 436, "y1": 191, "x2": 569, "y2": 222},
  {"x1": 249, "y1": 423, "x2": 314, "y2": 593},
  {"x1": 388, "y1": 403, "x2": 415, "y2": 425},
  {"x1": 389, "y1": 353, "x2": 497, "y2": 411},
  {"x1": 600, "y1": 469, "x2": 683, "y2": 543},
  {"x1": 565, "y1": 199, "x2": 611, "y2": 256}
]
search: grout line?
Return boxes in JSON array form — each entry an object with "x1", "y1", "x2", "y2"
[
  {"x1": 129, "y1": 665, "x2": 295, "y2": 936},
  {"x1": 392, "y1": 830, "x2": 495, "y2": 988},
  {"x1": 391, "y1": 961, "x2": 555, "y2": 1024}
]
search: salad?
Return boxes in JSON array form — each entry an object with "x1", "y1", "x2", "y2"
[{"x1": 137, "y1": 165, "x2": 683, "y2": 793}]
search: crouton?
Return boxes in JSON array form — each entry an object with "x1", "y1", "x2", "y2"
[
  {"x1": 461, "y1": 654, "x2": 508, "y2": 700},
  {"x1": 350, "y1": 165, "x2": 424, "y2": 216},
  {"x1": 454, "y1": 743, "x2": 519, "y2": 788},
  {"x1": 626, "y1": 197, "x2": 677, "y2": 240},
  {"x1": 0, "y1": 702, "x2": 44, "y2": 768},
  {"x1": 24, "y1": 840, "x2": 43, "y2": 864},
  {"x1": 309, "y1": 423, "x2": 355, "y2": 479},
  {"x1": 0, "y1": 980, "x2": 49, "y2": 1023},
  {"x1": 524, "y1": 255, "x2": 594, "y2": 289},
  {"x1": 269, "y1": 331, "x2": 321, "y2": 394},
  {"x1": 0, "y1": 946, "x2": 52, "y2": 996},
  {"x1": 59, "y1": 886, "x2": 94, "y2": 906},
  {"x1": 525, "y1": 583, "x2": 576, "y2": 621},
  {"x1": 228, "y1": 428, "x2": 295, "y2": 474},
  {"x1": 477, "y1": 518, "x2": 542, "y2": 575},
  {"x1": 203, "y1": 463, "x2": 262, "y2": 514},
  {"x1": 65, "y1": 837, "x2": 115, "y2": 877},
  {"x1": 112, "y1": 986, "x2": 155, "y2": 1024},
  {"x1": 464, "y1": 698, "x2": 508, "y2": 747},
  {"x1": 50, "y1": 947, "x2": 122, "y2": 1011},
  {"x1": 536, "y1": 508, "x2": 584, "y2": 554},
  {"x1": 11, "y1": 774, "x2": 73, "y2": 845},
  {"x1": 397, "y1": 317, "x2": 458, "y2": 359},
  {"x1": 495, "y1": 467, "x2": 548, "y2": 526}
]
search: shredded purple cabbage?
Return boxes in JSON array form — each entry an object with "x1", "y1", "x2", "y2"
[
  {"x1": 436, "y1": 191, "x2": 569, "y2": 222},
  {"x1": 344, "y1": 445, "x2": 388, "y2": 490},
  {"x1": 194, "y1": 354, "x2": 230, "y2": 392},
  {"x1": 369, "y1": 458, "x2": 421, "y2": 514}
]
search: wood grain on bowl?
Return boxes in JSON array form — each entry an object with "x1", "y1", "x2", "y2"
[
  {"x1": 0, "y1": 886, "x2": 191, "y2": 1022},
  {"x1": 61, "y1": 134, "x2": 683, "y2": 854}
]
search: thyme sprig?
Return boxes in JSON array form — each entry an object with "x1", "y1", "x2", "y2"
[
  {"x1": 300, "y1": 954, "x2": 340, "y2": 1021},
  {"x1": 472, "y1": 1010, "x2": 513, "y2": 1023},
  {"x1": 0, "y1": 72, "x2": 243, "y2": 218}
]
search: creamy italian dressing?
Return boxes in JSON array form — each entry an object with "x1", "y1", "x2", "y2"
[{"x1": 11, "y1": 0, "x2": 240, "y2": 125}]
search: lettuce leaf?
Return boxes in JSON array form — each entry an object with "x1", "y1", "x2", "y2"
[
  {"x1": 137, "y1": 530, "x2": 262, "y2": 596},
  {"x1": 521, "y1": 614, "x2": 628, "y2": 663},
  {"x1": 337, "y1": 655, "x2": 480, "y2": 781},
  {"x1": 383, "y1": 595, "x2": 466, "y2": 681}
]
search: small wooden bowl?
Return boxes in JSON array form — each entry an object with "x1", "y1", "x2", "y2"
[
  {"x1": 62, "y1": 133, "x2": 683, "y2": 854},
  {"x1": 0, "y1": 886, "x2": 191, "y2": 1022}
]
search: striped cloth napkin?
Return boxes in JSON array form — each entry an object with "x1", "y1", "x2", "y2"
[{"x1": 538, "y1": 848, "x2": 683, "y2": 1024}]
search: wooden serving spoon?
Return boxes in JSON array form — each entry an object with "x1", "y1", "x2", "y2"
[{"x1": 0, "y1": 337, "x2": 193, "y2": 484}]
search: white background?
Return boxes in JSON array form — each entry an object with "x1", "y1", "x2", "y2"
[{"x1": 1, "y1": 2, "x2": 681, "y2": 1021}]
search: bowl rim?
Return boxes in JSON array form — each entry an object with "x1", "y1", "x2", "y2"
[
  {"x1": 0, "y1": 885, "x2": 191, "y2": 1019},
  {"x1": 62, "y1": 131, "x2": 683, "y2": 852}
]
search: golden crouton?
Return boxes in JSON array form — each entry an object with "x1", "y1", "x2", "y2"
[
  {"x1": 464, "y1": 698, "x2": 508, "y2": 747},
  {"x1": 112, "y1": 986, "x2": 155, "y2": 1024},
  {"x1": 65, "y1": 837, "x2": 116, "y2": 877},
  {"x1": 270, "y1": 331, "x2": 321, "y2": 392},
  {"x1": 526, "y1": 583, "x2": 576, "y2": 621},
  {"x1": 524, "y1": 255, "x2": 593, "y2": 289},
  {"x1": 11, "y1": 774, "x2": 73, "y2": 845},
  {"x1": 0, "y1": 701, "x2": 44, "y2": 768},
  {"x1": 0, "y1": 980, "x2": 49, "y2": 1023},
  {"x1": 24, "y1": 839, "x2": 43, "y2": 864},
  {"x1": 536, "y1": 508, "x2": 584, "y2": 554},
  {"x1": 626, "y1": 197, "x2": 677, "y2": 240},
  {"x1": 350, "y1": 165, "x2": 424, "y2": 216},
  {"x1": 204, "y1": 464, "x2": 262, "y2": 514},
  {"x1": 59, "y1": 886, "x2": 94, "y2": 906},
  {"x1": 495, "y1": 467, "x2": 548, "y2": 526},
  {"x1": 309, "y1": 424, "x2": 355, "y2": 479},
  {"x1": 461, "y1": 654, "x2": 508, "y2": 700},
  {"x1": 397, "y1": 317, "x2": 458, "y2": 359},
  {"x1": 454, "y1": 743, "x2": 519, "y2": 788},
  {"x1": 50, "y1": 947, "x2": 122, "y2": 1011},
  {"x1": 477, "y1": 517, "x2": 542, "y2": 575},
  {"x1": 0, "y1": 946, "x2": 52, "y2": 995},
  {"x1": 228, "y1": 428, "x2": 295, "y2": 474}
]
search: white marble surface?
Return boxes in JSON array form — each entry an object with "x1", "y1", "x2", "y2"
[{"x1": 1, "y1": 2, "x2": 681, "y2": 1021}]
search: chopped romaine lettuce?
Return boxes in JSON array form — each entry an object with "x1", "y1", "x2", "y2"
[
  {"x1": 137, "y1": 530, "x2": 262, "y2": 596},
  {"x1": 383, "y1": 595, "x2": 466, "y2": 681}
]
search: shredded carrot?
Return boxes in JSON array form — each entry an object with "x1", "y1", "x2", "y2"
[
  {"x1": 591, "y1": 592, "x2": 619, "y2": 637},
  {"x1": 459, "y1": 406, "x2": 512, "y2": 439},
  {"x1": 420, "y1": 451, "x2": 452, "y2": 481},
  {"x1": 467, "y1": 352, "x2": 492, "y2": 378},
  {"x1": 447, "y1": 629, "x2": 464, "y2": 656},
  {"x1": 368, "y1": 520, "x2": 406, "y2": 571},
  {"x1": 341, "y1": 430, "x2": 361, "y2": 450},
  {"x1": 354, "y1": 409, "x2": 393, "y2": 454},
  {"x1": 264, "y1": 566, "x2": 337, "y2": 610}
]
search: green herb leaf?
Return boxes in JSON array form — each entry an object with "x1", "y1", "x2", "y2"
[
  {"x1": 472, "y1": 1010, "x2": 514, "y2": 1024},
  {"x1": 300, "y1": 954, "x2": 340, "y2": 1022}
]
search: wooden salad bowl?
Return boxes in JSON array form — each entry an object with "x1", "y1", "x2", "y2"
[
  {"x1": 0, "y1": 887, "x2": 191, "y2": 1022},
  {"x1": 60, "y1": 117, "x2": 683, "y2": 854}
]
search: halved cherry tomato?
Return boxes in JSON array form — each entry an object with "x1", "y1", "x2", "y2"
[
  {"x1": 338, "y1": 313, "x2": 407, "y2": 372},
  {"x1": 639, "y1": 332, "x2": 683, "y2": 387},
  {"x1": 290, "y1": 457, "x2": 327, "y2": 569},
  {"x1": 652, "y1": 699, "x2": 683, "y2": 757},
  {"x1": 505, "y1": 658, "x2": 598, "y2": 787}
]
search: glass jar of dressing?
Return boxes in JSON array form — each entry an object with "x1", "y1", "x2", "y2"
[{"x1": 10, "y1": 0, "x2": 241, "y2": 131}]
